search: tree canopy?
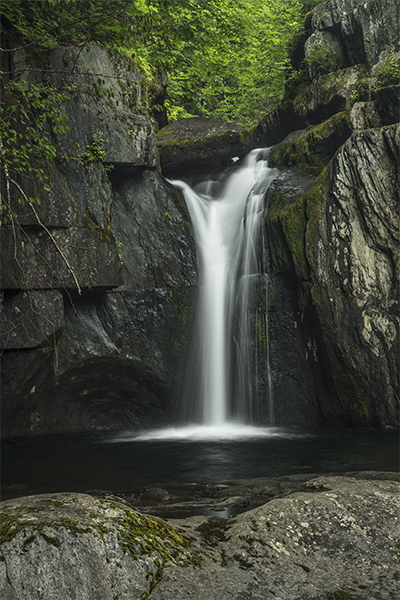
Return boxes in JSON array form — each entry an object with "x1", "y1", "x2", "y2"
[{"x1": 1, "y1": 0, "x2": 321, "y2": 125}]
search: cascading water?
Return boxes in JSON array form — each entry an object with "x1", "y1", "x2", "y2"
[{"x1": 170, "y1": 148, "x2": 278, "y2": 433}]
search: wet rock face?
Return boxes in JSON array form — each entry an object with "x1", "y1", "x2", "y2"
[
  {"x1": 1, "y1": 476, "x2": 399, "y2": 600},
  {"x1": 309, "y1": 0, "x2": 400, "y2": 71},
  {"x1": 257, "y1": 0, "x2": 400, "y2": 145},
  {"x1": 1, "y1": 45, "x2": 196, "y2": 436},
  {"x1": 261, "y1": 0, "x2": 399, "y2": 428}
]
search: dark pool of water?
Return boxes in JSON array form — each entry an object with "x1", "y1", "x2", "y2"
[{"x1": 1, "y1": 428, "x2": 398, "y2": 501}]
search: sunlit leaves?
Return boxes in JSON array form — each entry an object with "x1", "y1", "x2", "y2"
[
  {"x1": 0, "y1": 80, "x2": 70, "y2": 208},
  {"x1": 1, "y1": 0, "x2": 310, "y2": 125}
]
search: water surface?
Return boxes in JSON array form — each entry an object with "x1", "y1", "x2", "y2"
[{"x1": 2, "y1": 427, "x2": 398, "y2": 501}]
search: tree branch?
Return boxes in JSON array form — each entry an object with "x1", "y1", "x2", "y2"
[{"x1": 9, "y1": 178, "x2": 82, "y2": 295}]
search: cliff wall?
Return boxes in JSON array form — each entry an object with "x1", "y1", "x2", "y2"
[
  {"x1": 263, "y1": 0, "x2": 399, "y2": 427},
  {"x1": 0, "y1": 46, "x2": 196, "y2": 435},
  {"x1": 1, "y1": 0, "x2": 398, "y2": 435}
]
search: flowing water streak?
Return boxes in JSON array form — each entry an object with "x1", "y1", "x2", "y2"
[{"x1": 171, "y1": 149, "x2": 278, "y2": 428}]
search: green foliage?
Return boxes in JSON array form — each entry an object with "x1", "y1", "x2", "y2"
[
  {"x1": 305, "y1": 42, "x2": 343, "y2": 76},
  {"x1": 374, "y1": 48, "x2": 400, "y2": 87},
  {"x1": 1, "y1": 0, "x2": 307, "y2": 125},
  {"x1": 79, "y1": 133, "x2": 107, "y2": 167},
  {"x1": 0, "y1": 78, "x2": 70, "y2": 221},
  {"x1": 163, "y1": 0, "x2": 305, "y2": 124}
]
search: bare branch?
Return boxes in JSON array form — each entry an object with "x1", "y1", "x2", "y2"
[{"x1": 9, "y1": 178, "x2": 82, "y2": 295}]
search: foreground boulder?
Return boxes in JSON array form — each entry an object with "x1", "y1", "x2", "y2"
[
  {"x1": 156, "y1": 117, "x2": 253, "y2": 174},
  {"x1": 1, "y1": 475, "x2": 399, "y2": 599}
]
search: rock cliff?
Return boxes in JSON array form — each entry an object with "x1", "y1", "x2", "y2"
[
  {"x1": 0, "y1": 46, "x2": 196, "y2": 436},
  {"x1": 261, "y1": 0, "x2": 399, "y2": 427},
  {"x1": 1, "y1": 0, "x2": 399, "y2": 435}
]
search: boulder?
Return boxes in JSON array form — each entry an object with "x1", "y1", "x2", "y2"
[
  {"x1": 269, "y1": 111, "x2": 352, "y2": 174},
  {"x1": 156, "y1": 117, "x2": 253, "y2": 174},
  {"x1": 0, "y1": 493, "x2": 198, "y2": 600},
  {"x1": 1, "y1": 476, "x2": 399, "y2": 599}
]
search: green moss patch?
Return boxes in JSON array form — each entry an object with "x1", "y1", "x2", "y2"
[
  {"x1": 270, "y1": 112, "x2": 350, "y2": 173},
  {"x1": 196, "y1": 517, "x2": 235, "y2": 547}
]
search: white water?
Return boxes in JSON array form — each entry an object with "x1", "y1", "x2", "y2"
[
  {"x1": 170, "y1": 148, "x2": 278, "y2": 434},
  {"x1": 109, "y1": 424, "x2": 303, "y2": 442}
]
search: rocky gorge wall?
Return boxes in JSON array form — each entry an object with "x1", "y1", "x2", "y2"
[
  {"x1": 1, "y1": 0, "x2": 399, "y2": 436},
  {"x1": 0, "y1": 45, "x2": 196, "y2": 436},
  {"x1": 260, "y1": 0, "x2": 399, "y2": 427}
]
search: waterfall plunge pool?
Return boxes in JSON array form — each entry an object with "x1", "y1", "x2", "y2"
[{"x1": 2, "y1": 427, "x2": 398, "y2": 503}]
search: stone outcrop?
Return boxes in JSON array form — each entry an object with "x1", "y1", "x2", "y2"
[
  {"x1": 261, "y1": 0, "x2": 399, "y2": 428},
  {"x1": 1, "y1": 46, "x2": 196, "y2": 436},
  {"x1": 156, "y1": 117, "x2": 253, "y2": 174},
  {"x1": 0, "y1": 492, "x2": 199, "y2": 600},
  {"x1": 1, "y1": 475, "x2": 399, "y2": 599},
  {"x1": 257, "y1": 0, "x2": 400, "y2": 143}
]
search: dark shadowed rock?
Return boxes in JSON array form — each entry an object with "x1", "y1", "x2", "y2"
[
  {"x1": 0, "y1": 290, "x2": 64, "y2": 350},
  {"x1": 1, "y1": 45, "x2": 196, "y2": 437},
  {"x1": 156, "y1": 117, "x2": 253, "y2": 174}
]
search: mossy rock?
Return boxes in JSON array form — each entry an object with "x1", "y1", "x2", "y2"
[
  {"x1": 156, "y1": 117, "x2": 254, "y2": 173},
  {"x1": 269, "y1": 111, "x2": 351, "y2": 174}
]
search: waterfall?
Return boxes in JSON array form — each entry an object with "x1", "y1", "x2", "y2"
[{"x1": 171, "y1": 149, "x2": 278, "y2": 430}]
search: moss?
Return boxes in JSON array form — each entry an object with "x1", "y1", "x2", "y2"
[
  {"x1": 115, "y1": 509, "x2": 193, "y2": 563},
  {"x1": 196, "y1": 517, "x2": 234, "y2": 547},
  {"x1": 155, "y1": 129, "x2": 174, "y2": 140},
  {"x1": 0, "y1": 512, "x2": 24, "y2": 544},
  {"x1": 40, "y1": 532, "x2": 60, "y2": 548},
  {"x1": 295, "y1": 562, "x2": 310, "y2": 572},
  {"x1": 23, "y1": 534, "x2": 36, "y2": 546},
  {"x1": 267, "y1": 188, "x2": 308, "y2": 278},
  {"x1": 158, "y1": 128, "x2": 253, "y2": 170},
  {"x1": 304, "y1": 166, "x2": 330, "y2": 254},
  {"x1": 270, "y1": 112, "x2": 350, "y2": 173},
  {"x1": 49, "y1": 499, "x2": 64, "y2": 507}
]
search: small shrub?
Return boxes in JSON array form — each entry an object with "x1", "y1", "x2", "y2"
[
  {"x1": 374, "y1": 48, "x2": 400, "y2": 87},
  {"x1": 305, "y1": 42, "x2": 342, "y2": 77}
]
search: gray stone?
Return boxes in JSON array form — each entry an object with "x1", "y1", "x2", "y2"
[
  {"x1": 156, "y1": 117, "x2": 253, "y2": 173},
  {"x1": 349, "y1": 100, "x2": 383, "y2": 129},
  {"x1": 0, "y1": 290, "x2": 64, "y2": 350},
  {"x1": 310, "y1": 0, "x2": 400, "y2": 68},
  {"x1": 13, "y1": 45, "x2": 158, "y2": 170},
  {"x1": 0, "y1": 493, "x2": 197, "y2": 600},
  {"x1": 305, "y1": 125, "x2": 399, "y2": 425},
  {"x1": 111, "y1": 171, "x2": 196, "y2": 291},
  {"x1": 0, "y1": 224, "x2": 122, "y2": 291},
  {"x1": 150, "y1": 476, "x2": 400, "y2": 599},
  {"x1": 2, "y1": 477, "x2": 399, "y2": 600}
]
